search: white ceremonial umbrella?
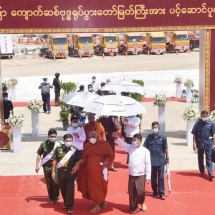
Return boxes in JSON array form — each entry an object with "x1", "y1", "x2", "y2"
[
  {"x1": 166, "y1": 163, "x2": 171, "y2": 194},
  {"x1": 62, "y1": 91, "x2": 100, "y2": 108},
  {"x1": 101, "y1": 80, "x2": 145, "y2": 95},
  {"x1": 84, "y1": 95, "x2": 146, "y2": 116}
]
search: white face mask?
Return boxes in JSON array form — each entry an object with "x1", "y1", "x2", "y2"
[
  {"x1": 92, "y1": 79, "x2": 96, "y2": 82},
  {"x1": 132, "y1": 141, "x2": 139, "y2": 147},
  {"x1": 48, "y1": 137, "x2": 56, "y2": 143},
  {"x1": 64, "y1": 142, "x2": 73, "y2": 147},
  {"x1": 104, "y1": 115, "x2": 109, "y2": 118},
  {"x1": 72, "y1": 123, "x2": 79, "y2": 128},
  {"x1": 201, "y1": 117, "x2": 208, "y2": 122},
  {"x1": 3, "y1": 97, "x2": 8, "y2": 101},
  {"x1": 80, "y1": 113, "x2": 86, "y2": 117},
  {"x1": 89, "y1": 88, "x2": 93, "y2": 91},
  {"x1": 90, "y1": 138, "x2": 97, "y2": 144},
  {"x1": 152, "y1": 128, "x2": 159, "y2": 133},
  {"x1": 43, "y1": 81, "x2": 47, "y2": 84}
]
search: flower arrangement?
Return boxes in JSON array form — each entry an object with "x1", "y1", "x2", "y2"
[
  {"x1": 174, "y1": 76, "x2": 183, "y2": 83},
  {"x1": 208, "y1": 110, "x2": 215, "y2": 122},
  {"x1": 184, "y1": 78, "x2": 194, "y2": 88},
  {"x1": 153, "y1": 94, "x2": 168, "y2": 106},
  {"x1": 182, "y1": 106, "x2": 199, "y2": 120},
  {"x1": 6, "y1": 78, "x2": 18, "y2": 88},
  {"x1": 6, "y1": 112, "x2": 24, "y2": 127},
  {"x1": 27, "y1": 99, "x2": 42, "y2": 112}
]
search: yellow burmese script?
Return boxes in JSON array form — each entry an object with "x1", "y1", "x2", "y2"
[{"x1": 0, "y1": 3, "x2": 214, "y2": 22}]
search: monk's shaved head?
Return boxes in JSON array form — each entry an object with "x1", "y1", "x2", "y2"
[
  {"x1": 89, "y1": 131, "x2": 98, "y2": 139},
  {"x1": 88, "y1": 113, "x2": 95, "y2": 124}
]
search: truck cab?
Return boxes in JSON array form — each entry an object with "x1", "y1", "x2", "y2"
[
  {"x1": 70, "y1": 34, "x2": 94, "y2": 57},
  {"x1": 94, "y1": 34, "x2": 118, "y2": 56},
  {"x1": 40, "y1": 34, "x2": 69, "y2": 58},
  {"x1": 120, "y1": 33, "x2": 143, "y2": 55},
  {"x1": 147, "y1": 32, "x2": 166, "y2": 55},
  {"x1": 166, "y1": 31, "x2": 190, "y2": 52}
]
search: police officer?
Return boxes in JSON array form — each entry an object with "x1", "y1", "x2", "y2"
[
  {"x1": 39, "y1": 78, "x2": 53, "y2": 114},
  {"x1": 52, "y1": 134, "x2": 78, "y2": 214},
  {"x1": 35, "y1": 129, "x2": 60, "y2": 204},
  {"x1": 144, "y1": 121, "x2": 169, "y2": 200},
  {"x1": 192, "y1": 110, "x2": 215, "y2": 181}
]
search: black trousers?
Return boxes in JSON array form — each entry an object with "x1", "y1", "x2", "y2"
[
  {"x1": 151, "y1": 165, "x2": 165, "y2": 197},
  {"x1": 41, "y1": 93, "x2": 51, "y2": 112},
  {"x1": 58, "y1": 168, "x2": 75, "y2": 210},
  {"x1": 197, "y1": 147, "x2": 213, "y2": 176}
]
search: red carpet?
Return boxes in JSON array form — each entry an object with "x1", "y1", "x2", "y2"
[
  {"x1": 13, "y1": 98, "x2": 186, "y2": 107},
  {"x1": 0, "y1": 145, "x2": 214, "y2": 215}
]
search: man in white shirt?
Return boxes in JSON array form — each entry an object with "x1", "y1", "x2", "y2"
[
  {"x1": 114, "y1": 133, "x2": 151, "y2": 214},
  {"x1": 67, "y1": 117, "x2": 86, "y2": 160},
  {"x1": 122, "y1": 116, "x2": 141, "y2": 144},
  {"x1": 91, "y1": 76, "x2": 100, "y2": 92}
]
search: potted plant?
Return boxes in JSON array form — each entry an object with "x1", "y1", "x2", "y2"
[
  {"x1": 132, "y1": 79, "x2": 145, "y2": 102},
  {"x1": 60, "y1": 107, "x2": 69, "y2": 131},
  {"x1": 191, "y1": 89, "x2": 199, "y2": 103},
  {"x1": 153, "y1": 94, "x2": 167, "y2": 132},
  {"x1": 174, "y1": 76, "x2": 183, "y2": 98},
  {"x1": 60, "y1": 82, "x2": 77, "y2": 130},
  {"x1": 181, "y1": 89, "x2": 186, "y2": 98},
  {"x1": 182, "y1": 106, "x2": 199, "y2": 146},
  {"x1": 184, "y1": 78, "x2": 194, "y2": 103}
]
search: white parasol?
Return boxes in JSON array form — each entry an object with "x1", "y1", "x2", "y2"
[
  {"x1": 84, "y1": 95, "x2": 146, "y2": 116},
  {"x1": 62, "y1": 91, "x2": 100, "y2": 108},
  {"x1": 100, "y1": 80, "x2": 145, "y2": 95}
]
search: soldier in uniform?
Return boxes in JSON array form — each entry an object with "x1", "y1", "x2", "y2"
[
  {"x1": 144, "y1": 121, "x2": 169, "y2": 200},
  {"x1": 52, "y1": 73, "x2": 61, "y2": 106},
  {"x1": 35, "y1": 129, "x2": 60, "y2": 204},
  {"x1": 38, "y1": 78, "x2": 53, "y2": 114},
  {"x1": 192, "y1": 110, "x2": 215, "y2": 181},
  {"x1": 52, "y1": 134, "x2": 79, "y2": 214}
]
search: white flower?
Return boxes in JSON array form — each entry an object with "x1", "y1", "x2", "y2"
[
  {"x1": 27, "y1": 99, "x2": 42, "y2": 112},
  {"x1": 174, "y1": 76, "x2": 183, "y2": 83},
  {"x1": 184, "y1": 79, "x2": 194, "y2": 88},
  {"x1": 153, "y1": 94, "x2": 167, "y2": 106},
  {"x1": 182, "y1": 106, "x2": 199, "y2": 120},
  {"x1": 8, "y1": 113, "x2": 24, "y2": 127}
]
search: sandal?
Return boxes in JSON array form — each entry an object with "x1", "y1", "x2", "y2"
[
  {"x1": 67, "y1": 209, "x2": 73, "y2": 214},
  {"x1": 100, "y1": 201, "x2": 108, "y2": 208},
  {"x1": 90, "y1": 205, "x2": 101, "y2": 213}
]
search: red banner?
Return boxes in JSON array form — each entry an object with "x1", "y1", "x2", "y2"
[{"x1": 0, "y1": 0, "x2": 215, "y2": 31}]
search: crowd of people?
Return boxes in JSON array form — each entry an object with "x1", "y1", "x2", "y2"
[{"x1": 35, "y1": 102, "x2": 171, "y2": 215}]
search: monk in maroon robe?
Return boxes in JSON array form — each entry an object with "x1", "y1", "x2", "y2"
[{"x1": 72, "y1": 131, "x2": 114, "y2": 213}]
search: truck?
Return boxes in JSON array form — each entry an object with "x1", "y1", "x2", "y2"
[
  {"x1": 189, "y1": 30, "x2": 199, "y2": 50},
  {"x1": 40, "y1": 34, "x2": 69, "y2": 59},
  {"x1": 118, "y1": 33, "x2": 143, "y2": 55},
  {"x1": 94, "y1": 34, "x2": 118, "y2": 56},
  {"x1": 144, "y1": 32, "x2": 166, "y2": 55},
  {"x1": 69, "y1": 34, "x2": 94, "y2": 57},
  {"x1": 0, "y1": 34, "x2": 15, "y2": 59},
  {"x1": 166, "y1": 31, "x2": 190, "y2": 52}
]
